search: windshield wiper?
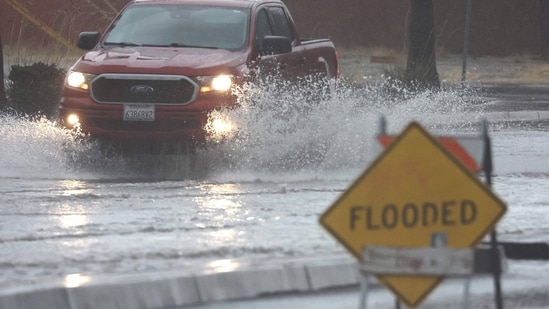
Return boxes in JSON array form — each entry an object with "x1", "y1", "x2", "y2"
[
  {"x1": 166, "y1": 43, "x2": 219, "y2": 49},
  {"x1": 103, "y1": 42, "x2": 219, "y2": 49},
  {"x1": 103, "y1": 41, "x2": 141, "y2": 47}
]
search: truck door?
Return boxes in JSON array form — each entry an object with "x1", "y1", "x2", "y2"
[{"x1": 254, "y1": 6, "x2": 307, "y2": 82}]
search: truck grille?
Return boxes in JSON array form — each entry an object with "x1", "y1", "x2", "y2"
[
  {"x1": 85, "y1": 118, "x2": 202, "y2": 131},
  {"x1": 90, "y1": 74, "x2": 199, "y2": 105}
]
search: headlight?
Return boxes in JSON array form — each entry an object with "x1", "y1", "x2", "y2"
[
  {"x1": 211, "y1": 75, "x2": 233, "y2": 91},
  {"x1": 206, "y1": 112, "x2": 236, "y2": 142},
  {"x1": 66, "y1": 114, "x2": 80, "y2": 126},
  {"x1": 197, "y1": 75, "x2": 233, "y2": 93},
  {"x1": 211, "y1": 118, "x2": 234, "y2": 135},
  {"x1": 66, "y1": 71, "x2": 96, "y2": 90},
  {"x1": 64, "y1": 113, "x2": 81, "y2": 129}
]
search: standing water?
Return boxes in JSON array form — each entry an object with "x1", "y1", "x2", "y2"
[{"x1": 0, "y1": 81, "x2": 547, "y2": 290}]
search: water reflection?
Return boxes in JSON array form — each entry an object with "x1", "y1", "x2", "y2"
[
  {"x1": 55, "y1": 180, "x2": 92, "y2": 227},
  {"x1": 59, "y1": 213, "x2": 89, "y2": 228},
  {"x1": 206, "y1": 259, "x2": 241, "y2": 273},
  {"x1": 193, "y1": 183, "x2": 247, "y2": 246},
  {"x1": 194, "y1": 183, "x2": 245, "y2": 216},
  {"x1": 58, "y1": 180, "x2": 91, "y2": 197},
  {"x1": 54, "y1": 180, "x2": 96, "y2": 248},
  {"x1": 64, "y1": 273, "x2": 91, "y2": 288}
]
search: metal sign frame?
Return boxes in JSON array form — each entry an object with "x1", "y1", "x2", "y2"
[{"x1": 320, "y1": 117, "x2": 506, "y2": 309}]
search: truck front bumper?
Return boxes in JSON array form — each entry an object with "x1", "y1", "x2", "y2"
[{"x1": 59, "y1": 96, "x2": 237, "y2": 153}]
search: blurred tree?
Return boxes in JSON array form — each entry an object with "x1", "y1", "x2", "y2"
[
  {"x1": 406, "y1": 0, "x2": 440, "y2": 90},
  {"x1": 0, "y1": 32, "x2": 6, "y2": 105},
  {"x1": 541, "y1": 0, "x2": 549, "y2": 59}
]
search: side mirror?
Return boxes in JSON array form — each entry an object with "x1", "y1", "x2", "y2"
[
  {"x1": 261, "y1": 35, "x2": 292, "y2": 55},
  {"x1": 77, "y1": 32, "x2": 101, "y2": 50}
]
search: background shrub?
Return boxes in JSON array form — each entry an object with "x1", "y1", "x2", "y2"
[{"x1": 7, "y1": 62, "x2": 65, "y2": 119}]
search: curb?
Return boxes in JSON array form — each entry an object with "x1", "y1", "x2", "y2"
[
  {"x1": 0, "y1": 244, "x2": 520, "y2": 309},
  {"x1": 0, "y1": 255, "x2": 360, "y2": 309}
]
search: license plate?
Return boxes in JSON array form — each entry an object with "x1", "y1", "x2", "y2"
[{"x1": 123, "y1": 104, "x2": 155, "y2": 121}]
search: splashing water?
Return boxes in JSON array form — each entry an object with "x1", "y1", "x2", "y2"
[
  {"x1": 0, "y1": 80, "x2": 486, "y2": 179},
  {"x1": 0, "y1": 114, "x2": 126, "y2": 179},
  {"x1": 205, "y1": 78, "x2": 486, "y2": 172}
]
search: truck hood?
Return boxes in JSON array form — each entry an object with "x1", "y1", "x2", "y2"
[{"x1": 76, "y1": 46, "x2": 248, "y2": 76}]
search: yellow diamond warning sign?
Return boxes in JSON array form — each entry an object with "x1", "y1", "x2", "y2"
[{"x1": 319, "y1": 122, "x2": 506, "y2": 308}]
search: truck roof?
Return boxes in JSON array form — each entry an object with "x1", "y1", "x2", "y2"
[{"x1": 131, "y1": 0, "x2": 284, "y2": 7}]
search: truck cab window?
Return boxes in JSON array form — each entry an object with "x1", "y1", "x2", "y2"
[
  {"x1": 255, "y1": 9, "x2": 274, "y2": 49},
  {"x1": 266, "y1": 7, "x2": 295, "y2": 42}
]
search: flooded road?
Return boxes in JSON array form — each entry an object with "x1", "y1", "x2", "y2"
[{"x1": 0, "y1": 84, "x2": 548, "y2": 291}]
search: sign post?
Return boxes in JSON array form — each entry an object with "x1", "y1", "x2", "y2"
[
  {"x1": 481, "y1": 119, "x2": 504, "y2": 309},
  {"x1": 319, "y1": 121, "x2": 507, "y2": 308}
]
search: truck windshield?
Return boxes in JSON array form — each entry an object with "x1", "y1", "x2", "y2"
[{"x1": 103, "y1": 5, "x2": 250, "y2": 51}]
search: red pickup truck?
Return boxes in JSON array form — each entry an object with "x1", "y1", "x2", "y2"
[{"x1": 59, "y1": 0, "x2": 338, "y2": 153}]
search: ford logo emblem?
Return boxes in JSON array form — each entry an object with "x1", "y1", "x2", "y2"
[{"x1": 130, "y1": 85, "x2": 154, "y2": 96}]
